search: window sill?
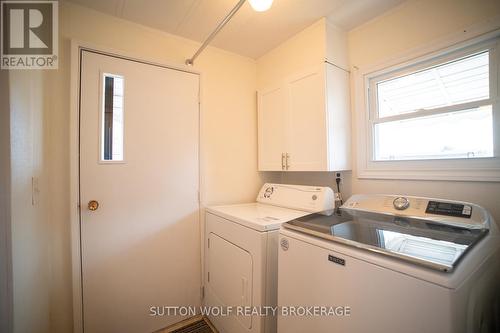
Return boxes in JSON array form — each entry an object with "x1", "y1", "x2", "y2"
[{"x1": 357, "y1": 167, "x2": 500, "y2": 182}]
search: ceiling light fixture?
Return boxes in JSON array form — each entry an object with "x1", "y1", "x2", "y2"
[
  {"x1": 248, "y1": 0, "x2": 274, "y2": 12},
  {"x1": 185, "y1": 0, "x2": 273, "y2": 66}
]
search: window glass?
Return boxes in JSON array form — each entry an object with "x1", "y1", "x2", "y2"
[
  {"x1": 374, "y1": 106, "x2": 493, "y2": 161},
  {"x1": 377, "y1": 51, "x2": 489, "y2": 118},
  {"x1": 102, "y1": 74, "x2": 124, "y2": 161}
]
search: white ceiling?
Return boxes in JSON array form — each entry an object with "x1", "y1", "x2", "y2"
[{"x1": 64, "y1": 0, "x2": 406, "y2": 59}]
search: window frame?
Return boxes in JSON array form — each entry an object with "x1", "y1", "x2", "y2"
[{"x1": 358, "y1": 35, "x2": 500, "y2": 181}]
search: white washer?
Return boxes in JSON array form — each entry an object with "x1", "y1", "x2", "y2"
[
  {"x1": 278, "y1": 194, "x2": 500, "y2": 333},
  {"x1": 204, "y1": 183, "x2": 334, "y2": 333}
]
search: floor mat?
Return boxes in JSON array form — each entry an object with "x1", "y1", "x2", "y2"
[{"x1": 170, "y1": 319, "x2": 214, "y2": 333}]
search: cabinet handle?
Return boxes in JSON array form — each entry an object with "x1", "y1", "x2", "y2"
[
  {"x1": 281, "y1": 153, "x2": 285, "y2": 170},
  {"x1": 286, "y1": 153, "x2": 290, "y2": 170}
]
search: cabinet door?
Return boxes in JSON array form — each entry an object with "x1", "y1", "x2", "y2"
[
  {"x1": 258, "y1": 86, "x2": 287, "y2": 171},
  {"x1": 286, "y1": 67, "x2": 328, "y2": 171},
  {"x1": 326, "y1": 63, "x2": 351, "y2": 171}
]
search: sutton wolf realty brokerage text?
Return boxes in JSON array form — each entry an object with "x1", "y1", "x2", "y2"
[{"x1": 150, "y1": 306, "x2": 352, "y2": 317}]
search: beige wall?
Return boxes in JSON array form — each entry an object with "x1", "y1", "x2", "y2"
[
  {"x1": 348, "y1": 0, "x2": 500, "y2": 221},
  {"x1": 42, "y1": 2, "x2": 274, "y2": 331}
]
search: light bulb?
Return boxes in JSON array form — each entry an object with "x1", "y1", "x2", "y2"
[{"x1": 248, "y1": 0, "x2": 273, "y2": 12}]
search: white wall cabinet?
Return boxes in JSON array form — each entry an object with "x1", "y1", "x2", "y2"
[
  {"x1": 257, "y1": 86, "x2": 287, "y2": 170},
  {"x1": 258, "y1": 63, "x2": 351, "y2": 171}
]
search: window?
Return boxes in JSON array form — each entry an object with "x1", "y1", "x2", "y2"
[
  {"x1": 101, "y1": 74, "x2": 124, "y2": 161},
  {"x1": 360, "y1": 36, "x2": 500, "y2": 181},
  {"x1": 372, "y1": 49, "x2": 494, "y2": 161}
]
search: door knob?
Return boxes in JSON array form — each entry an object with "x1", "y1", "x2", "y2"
[{"x1": 88, "y1": 200, "x2": 99, "y2": 211}]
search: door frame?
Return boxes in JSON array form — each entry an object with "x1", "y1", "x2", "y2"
[{"x1": 69, "y1": 40, "x2": 203, "y2": 333}]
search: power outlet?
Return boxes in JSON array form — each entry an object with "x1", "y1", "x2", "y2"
[{"x1": 335, "y1": 172, "x2": 343, "y2": 207}]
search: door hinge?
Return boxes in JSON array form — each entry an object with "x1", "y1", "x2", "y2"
[
  {"x1": 207, "y1": 238, "x2": 210, "y2": 249},
  {"x1": 201, "y1": 286, "x2": 205, "y2": 299},
  {"x1": 198, "y1": 190, "x2": 201, "y2": 203},
  {"x1": 207, "y1": 272, "x2": 210, "y2": 282},
  {"x1": 31, "y1": 176, "x2": 39, "y2": 206}
]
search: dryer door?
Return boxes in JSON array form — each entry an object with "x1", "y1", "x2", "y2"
[{"x1": 208, "y1": 233, "x2": 253, "y2": 329}]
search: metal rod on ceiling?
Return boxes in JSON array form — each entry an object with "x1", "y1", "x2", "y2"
[{"x1": 185, "y1": 0, "x2": 247, "y2": 66}]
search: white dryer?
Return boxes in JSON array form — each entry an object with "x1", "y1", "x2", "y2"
[
  {"x1": 278, "y1": 194, "x2": 500, "y2": 333},
  {"x1": 204, "y1": 183, "x2": 334, "y2": 333}
]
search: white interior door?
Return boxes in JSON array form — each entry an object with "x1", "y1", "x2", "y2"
[{"x1": 79, "y1": 50, "x2": 200, "y2": 333}]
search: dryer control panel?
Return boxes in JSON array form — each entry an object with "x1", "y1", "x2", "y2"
[{"x1": 257, "y1": 183, "x2": 334, "y2": 215}]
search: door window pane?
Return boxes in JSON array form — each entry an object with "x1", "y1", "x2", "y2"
[
  {"x1": 374, "y1": 106, "x2": 493, "y2": 161},
  {"x1": 102, "y1": 74, "x2": 124, "y2": 161}
]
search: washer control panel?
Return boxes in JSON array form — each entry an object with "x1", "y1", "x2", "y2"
[
  {"x1": 425, "y1": 201, "x2": 472, "y2": 218},
  {"x1": 342, "y1": 194, "x2": 489, "y2": 229}
]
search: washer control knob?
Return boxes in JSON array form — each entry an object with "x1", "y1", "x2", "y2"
[{"x1": 393, "y1": 197, "x2": 410, "y2": 210}]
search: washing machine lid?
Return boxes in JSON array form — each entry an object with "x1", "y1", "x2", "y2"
[
  {"x1": 283, "y1": 195, "x2": 491, "y2": 272},
  {"x1": 206, "y1": 203, "x2": 311, "y2": 232}
]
